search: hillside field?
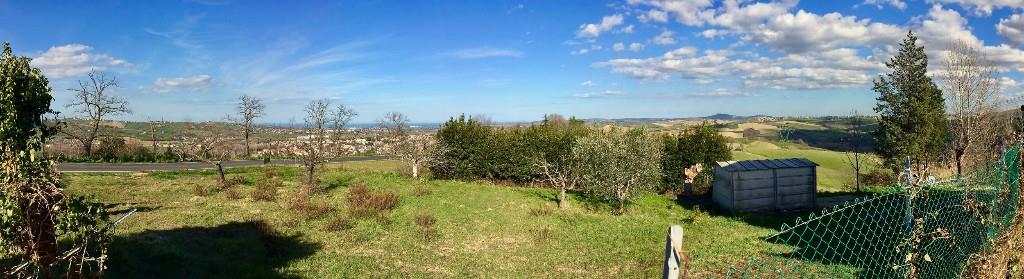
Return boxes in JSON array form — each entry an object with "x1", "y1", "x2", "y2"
[{"x1": 65, "y1": 161, "x2": 811, "y2": 278}]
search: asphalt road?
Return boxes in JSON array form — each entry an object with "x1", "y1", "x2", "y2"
[{"x1": 57, "y1": 156, "x2": 390, "y2": 172}]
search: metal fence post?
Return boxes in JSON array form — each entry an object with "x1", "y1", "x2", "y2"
[
  {"x1": 662, "y1": 225, "x2": 684, "y2": 279},
  {"x1": 903, "y1": 156, "x2": 913, "y2": 235}
]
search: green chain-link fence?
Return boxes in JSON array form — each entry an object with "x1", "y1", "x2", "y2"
[{"x1": 721, "y1": 146, "x2": 1021, "y2": 278}]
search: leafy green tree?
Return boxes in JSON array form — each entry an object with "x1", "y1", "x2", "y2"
[
  {"x1": 1, "y1": 42, "x2": 110, "y2": 277},
  {"x1": 431, "y1": 114, "x2": 492, "y2": 179},
  {"x1": 573, "y1": 128, "x2": 663, "y2": 214},
  {"x1": 677, "y1": 123, "x2": 732, "y2": 195},
  {"x1": 873, "y1": 31, "x2": 949, "y2": 173}
]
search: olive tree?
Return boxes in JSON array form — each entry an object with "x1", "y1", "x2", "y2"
[
  {"x1": 61, "y1": 70, "x2": 130, "y2": 157},
  {"x1": 573, "y1": 128, "x2": 662, "y2": 214}
]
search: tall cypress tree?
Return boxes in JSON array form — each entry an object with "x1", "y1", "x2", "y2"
[{"x1": 873, "y1": 31, "x2": 948, "y2": 173}]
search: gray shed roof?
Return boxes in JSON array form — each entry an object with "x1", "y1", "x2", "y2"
[{"x1": 716, "y1": 158, "x2": 817, "y2": 172}]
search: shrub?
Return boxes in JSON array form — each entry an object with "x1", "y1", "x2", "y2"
[
  {"x1": 347, "y1": 183, "x2": 399, "y2": 219},
  {"x1": 323, "y1": 215, "x2": 354, "y2": 232},
  {"x1": 250, "y1": 179, "x2": 279, "y2": 201},
  {"x1": 228, "y1": 175, "x2": 249, "y2": 186},
  {"x1": 414, "y1": 213, "x2": 436, "y2": 229},
  {"x1": 262, "y1": 166, "x2": 285, "y2": 179},
  {"x1": 864, "y1": 168, "x2": 897, "y2": 186},
  {"x1": 194, "y1": 183, "x2": 209, "y2": 196},
  {"x1": 287, "y1": 194, "x2": 335, "y2": 220},
  {"x1": 95, "y1": 137, "x2": 127, "y2": 161},
  {"x1": 225, "y1": 186, "x2": 242, "y2": 200}
]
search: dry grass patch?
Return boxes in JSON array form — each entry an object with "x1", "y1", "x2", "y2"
[
  {"x1": 412, "y1": 185, "x2": 432, "y2": 197},
  {"x1": 347, "y1": 183, "x2": 399, "y2": 220},
  {"x1": 323, "y1": 215, "x2": 355, "y2": 232},
  {"x1": 287, "y1": 194, "x2": 336, "y2": 220},
  {"x1": 250, "y1": 179, "x2": 279, "y2": 201},
  {"x1": 225, "y1": 186, "x2": 242, "y2": 200}
]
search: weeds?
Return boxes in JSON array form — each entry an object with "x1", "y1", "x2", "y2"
[
  {"x1": 194, "y1": 183, "x2": 209, "y2": 196},
  {"x1": 415, "y1": 213, "x2": 439, "y2": 241},
  {"x1": 250, "y1": 178, "x2": 279, "y2": 201},
  {"x1": 412, "y1": 185, "x2": 432, "y2": 197},
  {"x1": 528, "y1": 206, "x2": 553, "y2": 217},
  {"x1": 323, "y1": 215, "x2": 355, "y2": 232},
  {"x1": 287, "y1": 193, "x2": 335, "y2": 220},
  {"x1": 228, "y1": 175, "x2": 249, "y2": 186},
  {"x1": 347, "y1": 183, "x2": 399, "y2": 220},
  {"x1": 530, "y1": 225, "x2": 553, "y2": 241},
  {"x1": 225, "y1": 186, "x2": 242, "y2": 200}
]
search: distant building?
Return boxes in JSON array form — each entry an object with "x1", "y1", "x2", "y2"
[{"x1": 713, "y1": 158, "x2": 818, "y2": 213}]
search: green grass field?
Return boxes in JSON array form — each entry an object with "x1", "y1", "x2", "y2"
[
  {"x1": 64, "y1": 161, "x2": 802, "y2": 278},
  {"x1": 732, "y1": 140, "x2": 882, "y2": 193}
]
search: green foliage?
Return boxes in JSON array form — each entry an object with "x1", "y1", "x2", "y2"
[
  {"x1": 661, "y1": 123, "x2": 732, "y2": 194},
  {"x1": 873, "y1": 31, "x2": 948, "y2": 171},
  {"x1": 0, "y1": 42, "x2": 110, "y2": 277},
  {"x1": 573, "y1": 128, "x2": 663, "y2": 213},
  {"x1": 430, "y1": 114, "x2": 590, "y2": 183}
]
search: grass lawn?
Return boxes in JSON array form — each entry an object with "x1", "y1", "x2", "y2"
[
  {"x1": 61, "y1": 160, "x2": 803, "y2": 278},
  {"x1": 732, "y1": 140, "x2": 882, "y2": 193}
]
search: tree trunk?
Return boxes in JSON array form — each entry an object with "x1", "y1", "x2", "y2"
[
  {"x1": 27, "y1": 200, "x2": 59, "y2": 272},
  {"x1": 244, "y1": 132, "x2": 251, "y2": 157},
  {"x1": 854, "y1": 153, "x2": 861, "y2": 192},
  {"x1": 83, "y1": 140, "x2": 93, "y2": 157},
  {"x1": 216, "y1": 162, "x2": 226, "y2": 187},
  {"x1": 412, "y1": 163, "x2": 419, "y2": 179},
  {"x1": 558, "y1": 188, "x2": 567, "y2": 208},
  {"x1": 683, "y1": 182, "x2": 693, "y2": 197},
  {"x1": 303, "y1": 165, "x2": 316, "y2": 194},
  {"x1": 955, "y1": 148, "x2": 965, "y2": 177},
  {"x1": 617, "y1": 198, "x2": 625, "y2": 215}
]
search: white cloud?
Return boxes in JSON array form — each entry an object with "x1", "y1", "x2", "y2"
[
  {"x1": 691, "y1": 88, "x2": 760, "y2": 97},
  {"x1": 998, "y1": 14, "x2": 1024, "y2": 46},
  {"x1": 613, "y1": 42, "x2": 626, "y2": 52},
  {"x1": 629, "y1": 43, "x2": 645, "y2": 52},
  {"x1": 574, "y1": 90, "x2": 624, "y2": 98},
  {"x1": 446, "y1": 48, "x2": 523, "y2": 59},
  {"x1": 576, "y1": 14, "x2": 625, "y2": 39},
  {"x1": 857, "y1": 0, "x2": 908, "y2": 10},
  {"x1": 153, "y1": 75, "x2": 213, "y2": 92},
  {"x1": 617, "y1": 24, "x2": 635, "y2": 34},
  {"x1": 653, "y1": 30, "x2": 677, "y2": 45},
  {"x1": 581, "y1": 80, "x2": 595, "y2": 87},
  {"x1": 927, "y1": 0, "x2": 1024, "y2": 16},
  {"x1": 627, "y1": 0, "x2": 714, "y2": 26},
  {"x1": 638, "y1": 9, "x2": 669, "y2": 23},
  {"x1": 571, "y1": 48, "x2": 591, "y2": 55},
  {"x1": 31, "y1": 44, "x2": 131, "y2": 78}
]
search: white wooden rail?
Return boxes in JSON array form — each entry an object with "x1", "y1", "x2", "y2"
[{"x1": 662, "y1": 225, "x2": 687, "y2": 279}]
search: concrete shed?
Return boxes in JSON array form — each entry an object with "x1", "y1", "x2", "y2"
[{"x1": 712, "y1": 158, "x2": 818, "y2": 213}]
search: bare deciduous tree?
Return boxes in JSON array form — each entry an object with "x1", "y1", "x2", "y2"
[
  {"x1": 940, "y1": 39, "x2": 1003, "y2": 176},
  {"x1": 61, "y1": 71, "x2": 130, "y2": 157},
  {"x1": 844, "y1": 110, "x2": 869, "y2": 192},
  {"x1": 378, "y1": 112, "x2": 432, "y2": 179},
  {"x1": 174, "y1": 127, "x2": 230, "y2": 186},
  {"x1": 330, "y1": 103, "x2": 358, "y2": 155},
  {"x1": 291, "y1": 99, "x2": 357, "y2": 193},
  {"x1": 230, "y1": 95, "x2": 265, "y2": 157}
]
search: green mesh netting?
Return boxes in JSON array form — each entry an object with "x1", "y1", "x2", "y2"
[{"x1": 720, "y1": 146, "x2": 1021, "y2": 279}]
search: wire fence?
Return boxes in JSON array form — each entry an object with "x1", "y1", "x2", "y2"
[{"x1": 721, "y1": 146, "x2": 1021, "y2": 278}]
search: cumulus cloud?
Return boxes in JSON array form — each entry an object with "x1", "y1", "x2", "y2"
[
  {"x1": 627, "y1": 0, "x2": 714, "y2": 26},
  {"x1": 153, "y1": 75, "x2": 213, "y2": 92},
  {"x1": 31, "y1": 44, "x2": 131, "y2": 78},
  {"x1": 574, "y1": 90, "x2": 624, "y2": 98},
  {"x1": 653, "y1": 30, "x2": 677, "y2": 45},
  {"x1": 446, "y1": 48, "x2": 523, "y2": 59},
  {"x1": 576, "y1": 14, "x2": 625, "y2": 39},
  {"x1": 629, "y1": 43, "x2": 645, "y2": 52},
  {"x1": 613, "y1": 42, "x2": 626, "y2": 52},
  {"x1": 927, "y1": 0, "x2": 1024, "y2": 16},
  {"x1": 857, "y1": 0, "x2": 908, "y2": 10},
  {"x1": 691, "y1": 88, "x2": 761, "y2": 97},
  {"x1": 998, "y1": 14, "x2": 1024, "y2": 46}
]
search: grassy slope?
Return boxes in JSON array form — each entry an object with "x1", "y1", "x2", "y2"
[
  {"x1": 732, "y1": 140, "x2": 881, "y2": 193},
  {"x1": 65, "y1": 161, "x2": 792, "y2": 278}
]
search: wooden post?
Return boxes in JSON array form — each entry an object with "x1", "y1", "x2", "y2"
[{"x1": 662, "y1": 225, "x2": 684, "y2": 279}]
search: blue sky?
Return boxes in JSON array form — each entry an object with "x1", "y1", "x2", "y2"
[{"x1": 2, "y1": 0, "x2": 1024, "y2": 123}]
